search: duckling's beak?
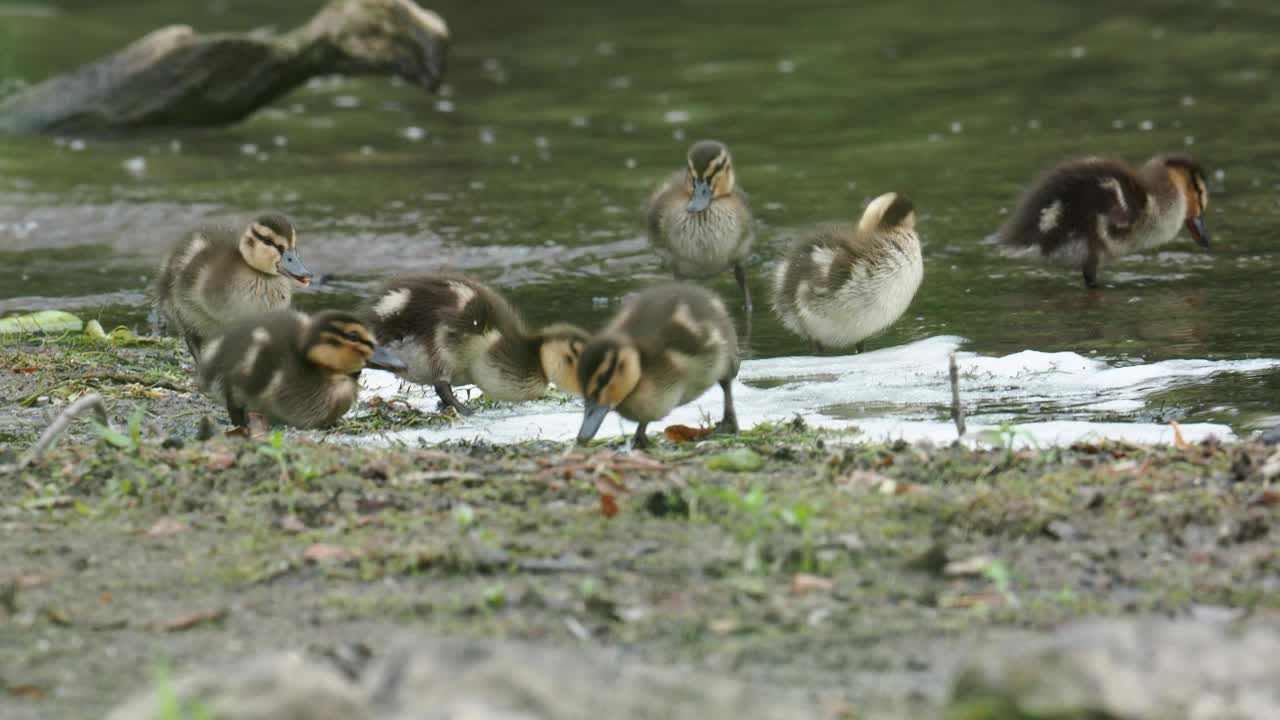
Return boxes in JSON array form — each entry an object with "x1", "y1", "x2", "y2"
[
  {"x1": 687, "y1": 180, "x2": 713, "y2": 213},
  {"x1": 1187, "y1": 216, "x2": 1211, "y2": 250},
  {"x1": 366, "y1": 345, "x2": 407, "y2": 372},
  {"x1": 576, "y1": 400, "x2": 610, "y2": 444},
  {"x1": 279, "y1": 249, "x2": 313, "y2": 287},
  {"x1": 398, "y1": 28, "x2": 449, "y2": 92}
]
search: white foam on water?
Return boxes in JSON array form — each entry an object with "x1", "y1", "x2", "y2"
[{"x1": 352, "y1": 336, "x2": 1280, "y2": 448}]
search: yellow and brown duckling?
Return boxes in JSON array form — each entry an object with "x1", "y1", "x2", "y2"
[
  {"x1": 772, "y1": 192, "x2": 922, "y2": 353},
  {"x1": 156, "y1": 212, "x2": 313, "y2": 362},
  {"x1": 576, "y1": 282, "x2": 739, "y2": 449},
  {"x1": 197, "y1": 309, "x2": 405, "y2": 431},
  {"x1": 996, "y1": 153, "x2": 1211, "y2": 288},
  {"x1": 361, "y1": 273, "x2": 589, "y2": 415},
  {"x1": 647, "y1": 140, "x2": 755, "y2": 310}
]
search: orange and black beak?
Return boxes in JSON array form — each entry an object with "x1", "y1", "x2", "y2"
[{"x1": 1187, "y1": 216, "x2": 1211, "y2": 250}]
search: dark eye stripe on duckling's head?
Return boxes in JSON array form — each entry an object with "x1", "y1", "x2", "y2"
[
  {"x1": 577, "y1": 339, "x2": 641, "y2": 408},
  {"x1": 1162, "y1": 155, "x2": 1209, "y2": 212},
  {"x1": 249, "y1": 212, "x2": 297, "y2": 251}
]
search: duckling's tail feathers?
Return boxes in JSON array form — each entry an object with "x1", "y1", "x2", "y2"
[{"x1": 858, "y1": 192, "x2": 915, "y2": 234}]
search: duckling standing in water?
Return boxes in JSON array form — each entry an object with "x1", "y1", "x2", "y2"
[
  {"x1": 772, "y1": 192, "x2": 922, "y2": 354},
  {"x1": 576, "y1": 283, "x2": 739, "y2": 449},
  {"x1": 361, "y1": 273, "x2": 589, "y2": 415},
  {"x1": 647, "y1": 140, "x2": 755, "y2": 311},
  {"x1": 198, "y1": 309, "x2": 405, "y2": 432},
  {"x1": 996, "y1": 153, "x2": 1211, "y2": 288},
  {"x1": 156, "y1": 213, "x2": 312, "y2": 362}
]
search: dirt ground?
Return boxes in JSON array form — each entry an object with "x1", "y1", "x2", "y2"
[{"x1": 3, "y1": 333, "x2": 1280, "y2": 719}]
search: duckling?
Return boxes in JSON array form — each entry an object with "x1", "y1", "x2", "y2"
[
  {"x1": 996, "y1": 153, "x2": 1211, "y2": 288},
  {"x1": 156, "y1": 212, "x2": 313, "y2": 362},
  {"x1": 197, "y1": 309, "x2": 405, "y2": 431},
  {"x1": 647, "y1": 140, "x2": 755, "y2": 310},
  {"x1": 576, "y1": 282, "x2": 739, "y2": 449},
  {"x1": 772, "y1": 192, "x2": 922, "y2": 354},
  {"x1": 361, "y1": 273, "x2": 589, "y2": 415}
]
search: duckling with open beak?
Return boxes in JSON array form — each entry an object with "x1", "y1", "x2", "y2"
[{"x1": 156, "y1": 212, "x2": 313, "y2": 364}]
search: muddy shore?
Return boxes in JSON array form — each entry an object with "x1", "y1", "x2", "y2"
[{"x1": 3, "y1": 332, "x2": 1279, "y2": 719}]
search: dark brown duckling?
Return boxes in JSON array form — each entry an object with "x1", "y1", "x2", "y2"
[
  {"x1": 362, "y1": 273, "x2": 589, "y2": 415},
  {"x1": 197, "y1": 309, "x2": 404, "y2": 431},
  {"x1": 997, "y1": 153, "x2": 1210, "y2": 287}
]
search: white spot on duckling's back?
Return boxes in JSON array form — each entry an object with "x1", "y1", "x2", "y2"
[
  {"x1": 1099, "y1": 177, "x2": 1127, "y2": 213},
  {"x1": 372, "y1": 288, "x2": 411, "y2": 319},
  {"x1": 448, "y1": 281, "x2": 475, "y2": 311},
  {"x1": 810, "y1": 246, "x2": 836, "y2": 279},
  {"x1": 670, "y1": 303, "x2": 699, "y2": 335},
  {"x1": 200, "y1": 337, "x2": 222, "y2": 366},
  {"x1": 1038, "y1": 200, "x2": 1063, "y2": 233},
  {"x1": 239, "y1": 327, "x2": 271, "y2": 376},
  {"x1": 175, "y1": 234, "x2": 208, "y2": 271}
]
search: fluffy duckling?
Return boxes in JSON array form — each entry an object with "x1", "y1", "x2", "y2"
[
  {"x1": 997, "y1": 153, "x2": 1211, "y2": 287},
  {"x1": 576, "y1": 282, "x2": 739, "y2": 449},
  {"x1": 647, "y1": 140, "x2": 755, "y2": 310},
  {"x1": 362, "y1": 273, "x2": 589, "y2": 415},
  {"x1": 772, "y1": 192, "x2": 922, "y2": 353},
  {"x1": 156, "y1": 213, "x2": 313, "y2": 361},
  {"x1": 198, "y1": 309, "x2": 405, "y2": 430}
]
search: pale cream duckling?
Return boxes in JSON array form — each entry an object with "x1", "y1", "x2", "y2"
[
  {"x1": 198, "y1": 309, "x2": 404, "y2": 431},
  {"x1": 647, "y1": 140, "x2": 755, "y2": 310},
  {"x1": 576, "y1": 282, "x2": 739, "y2": 449},
  {"x1": 362, "y1": 273, "x2": 589, "y2": 415},
  {"x1": 772, "y1": 192, "x2": 922, "y2": 353},
  {"x1": 996, "y1": 153, "x2": 1211, "y2": 287},
  {"x1": 156, "y1": 212, "x2": 313, "y2": 361}
]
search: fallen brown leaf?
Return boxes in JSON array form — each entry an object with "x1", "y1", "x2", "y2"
[
  {"x1": 15, "y1": 574, "x2": 50, "y2": 588},
  {"x1": 790, "y1": 573, "x2": 834, "y2": 594},
  {"x1": 146, "y1": 517, "x2": 188, "y2": 538},
  {"x1": 1171, "y1": 420, "x2": 1191, "y2": 451},
  {"x1": 302, "y1": 543, "x2": 356, "y2": 563},
  {"x1": 155, "y1": 608, "x2": 227, "y2": 633},
  {"x1": 12, "y1": 366, "x2": 42, "y2": 374},
  {"x1": 7, "y1": 685, "x2": 47, "y2": 699},
  {"x1": 99, "y1": 591, "x2": 112, "y2": 605},
  {"x1": 592, "y1": 474, "x2": 629, "y2": 496},
  {"x1": 599, "y1": 494, "x2": 620, "y2": 518},
  {"x1": 663, "y1": 423, "x2": 713, "y2": 443},
  {"x1": 1250, "y1": 490, "x2": 1280, "y2": 507}
]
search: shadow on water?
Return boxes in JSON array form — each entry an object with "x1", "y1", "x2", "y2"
[{"x1": 2, "y1": 0, "x2": 1279, "y2": 428}]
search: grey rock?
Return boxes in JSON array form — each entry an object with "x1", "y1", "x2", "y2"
[
  {"x1": 107, "y1": 637, "x2": 799, "y2": 720},
  {"x1": 363, "y1": 636, "x2": 797, "y2": 720},
  {"x1": 949, "y1": 618, "x2": 1280, "y2": 719},
  {"x1": 106, "y1": 652, "x2": 370, "y2": 720}
]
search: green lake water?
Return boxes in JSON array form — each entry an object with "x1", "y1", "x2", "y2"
[{"x1": 2, "y1": 0, "x2": 1279, "y2": 430}]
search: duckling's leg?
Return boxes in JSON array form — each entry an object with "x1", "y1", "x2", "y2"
[
  {"x1": 1082, "y1": 250, "x2": 1101, "y2": 289},
  {"x1": 224, "y1": 389, "x2": 248, "y2": 427},
  {"x1": 433, "y1": 381, "x2": 475, "y2": 417},
  {"x1": 733, "y1": 261, "x2": 753, "y2": 312},
  {"x1": 632, "y1": 422, "x2": 650, "y2": 449},
  {"x1": 715, "y1": 378, "x2": 740, "y2": 434},
  {"x1": 183, "y1": 334, "x2": 204, "y2": 364},
  {"x1": 855, "y1": 341, "x2": 866, "y2": 354}
]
